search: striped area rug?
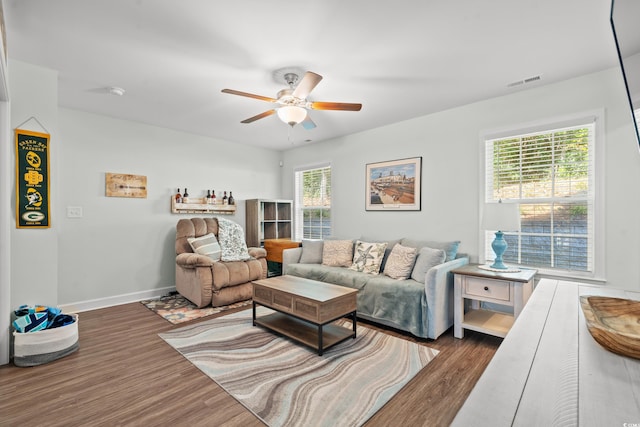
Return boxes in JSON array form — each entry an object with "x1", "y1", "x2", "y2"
[{"x1": 160, "y1": 307, "x2": 438, "y2": 427}]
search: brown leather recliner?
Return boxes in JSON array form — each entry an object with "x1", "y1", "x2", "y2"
[{"x1": 175, "y1": 217, "x2": 267, "y2": 307}]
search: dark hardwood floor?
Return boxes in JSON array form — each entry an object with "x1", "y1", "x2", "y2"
[{"x1": 0, "y1": 302, "x2": 501, "y2": 427}]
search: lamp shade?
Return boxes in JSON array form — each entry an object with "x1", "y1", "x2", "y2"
[
  {"x1": 277, "y1": 106, "x2": 307, "y2": 126},
  {"x1": 482, "y1": 202, "x2": 520, "y2": 232}
]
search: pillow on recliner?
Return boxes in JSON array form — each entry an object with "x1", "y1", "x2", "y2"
[{"x1": 187, "y1": 233, "x2": 221, "y2": 261}]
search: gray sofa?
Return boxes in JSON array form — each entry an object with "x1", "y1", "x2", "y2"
[{"x1": 283, "y1": 238, "x2": 468, "y2": 340}]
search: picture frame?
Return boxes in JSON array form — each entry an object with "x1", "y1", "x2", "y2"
[
  {"x1": 366, "y1": 156, "x2": 421, "y2": 211},
  {"x1": 105, "y1": 173, "x2": 147, "y2": 198}
]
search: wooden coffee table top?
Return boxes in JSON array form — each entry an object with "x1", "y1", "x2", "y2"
[{"x1": 252, "y1": 275, "x2": 357, "y2": 302}]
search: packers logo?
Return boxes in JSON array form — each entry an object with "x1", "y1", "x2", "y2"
[{"x1": 22, "y1": 212, "x2": 45, "y2": 222}]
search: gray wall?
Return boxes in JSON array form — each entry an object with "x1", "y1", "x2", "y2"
[
  {"x1": 282, "y1": 67, "x2": 640, "y2": 291},
  {"x1": 8, "y1": 58, "x2": 640, "y2": 316},
  {"x1": 9, "y1": 60, "x2": 282, "y2": 310}
]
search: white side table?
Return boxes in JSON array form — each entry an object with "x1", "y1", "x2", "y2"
[{"x1": 452, "y1": 264, "x2": 536, "y2": 339}]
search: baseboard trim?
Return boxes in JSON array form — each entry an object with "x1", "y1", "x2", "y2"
[{"x1": 59, "y1": 286, "x2": 176, "y2": 313}]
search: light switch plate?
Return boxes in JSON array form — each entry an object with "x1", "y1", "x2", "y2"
[{"x1": 67, "y1": 206, "x2": 83, "y2": 218}]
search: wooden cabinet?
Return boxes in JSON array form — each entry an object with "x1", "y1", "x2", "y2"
[{"x1": 245, "y1": 199, "x2": 293, "y2": 247}]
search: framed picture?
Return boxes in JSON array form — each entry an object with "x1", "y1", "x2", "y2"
[
  {"x1": 366, "y1": 157, "x2": 421, "y2": 211},
  {"x1": 105, "y1": 173, "x2": 147, "y2": 198}
]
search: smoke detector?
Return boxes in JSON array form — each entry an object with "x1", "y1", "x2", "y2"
[{"x1": 108, "y1": 86, "x2": 126, "y2": 96}]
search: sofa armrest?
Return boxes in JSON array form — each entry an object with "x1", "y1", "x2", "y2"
[
  {"x1": 424, "y1": 255, "x2": 469, "y2": 339},
  {"x1": 176, "y1": 252, "x2": 215, "y2": 268},
  {"x1": 248, "y1": 247, "x2": 267, "y2": 259},
  {"x1": 282, "y1": 247, "x2": 303, "y2": 274}
]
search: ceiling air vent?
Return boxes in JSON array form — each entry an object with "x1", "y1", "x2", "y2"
[{"x1": 507, "y1": 74, "x2": 542, "y2": 88}]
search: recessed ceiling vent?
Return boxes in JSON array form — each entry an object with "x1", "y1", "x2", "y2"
[{"x1": 507, "y1": 74, "x2": 542, "y2": 88}]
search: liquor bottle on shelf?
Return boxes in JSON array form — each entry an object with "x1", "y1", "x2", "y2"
[
  {"x1": 211, "y1": 190, "x2": 217, "y2": 204},
  {"x1": 175, "y1": 188, "x2": 182, "y2": 204},
  {"x1": 222, "y1": 191, "x2": 228, "y2": 205},
  {"x1": 183, "y1": 188, "x2": 189, "y2": 199},
  {"x1": 228, "y1": 191, "x2": 235, "y2": 205},
  {"x1": 206, "y1": 189, "x2": 211, "y2": 204}
]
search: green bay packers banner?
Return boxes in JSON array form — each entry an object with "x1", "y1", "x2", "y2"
[{"x1": 16, "y1": 129, "x2": 50, "y2": 228}]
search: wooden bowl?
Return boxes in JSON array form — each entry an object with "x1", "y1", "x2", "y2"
[{"x1": 580, "y1": 295, "x2": 640, "y2": 359}]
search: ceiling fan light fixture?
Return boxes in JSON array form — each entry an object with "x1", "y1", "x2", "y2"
[{"x1": 277, "y1": 106, "x2": 307, "y2": 127}]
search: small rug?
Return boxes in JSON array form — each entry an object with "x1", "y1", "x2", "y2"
[
  {"x1": 140, "y1": 293, "x2": 252, "y2": 324},
  {"x1": 160, "y1": 308, "x2": 439, "y2": 427}
]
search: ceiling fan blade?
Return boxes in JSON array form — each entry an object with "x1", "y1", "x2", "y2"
[
  {"x1": 241, "y1": 109, "x2": 276, "y2": 123},
  {"x1": 310, "y1": 101, "x2": 362, "y2": 111},
  {"x1": 301, "y1": 115, "x2": 316, "y2": 130},
  {"x1": 221, "y1": 89, "x2": 277, "y2": 103},
  {"x1": 292, "y1": 71, "x2": 323, "y2": 99}
]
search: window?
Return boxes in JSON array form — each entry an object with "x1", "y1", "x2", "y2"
[
  {"x1": 483, "y1": 119, "x2": 598, "y2": 275},
  {"x1": 294, "y1": 165, "x2": 331, "y2": 240}
]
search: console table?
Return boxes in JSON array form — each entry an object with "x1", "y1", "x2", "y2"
[{"x1": 452, "y1": 278, "x2": 640, "y2": 426}]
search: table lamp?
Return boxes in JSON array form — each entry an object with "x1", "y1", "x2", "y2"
[{"x1": 482, "y1": 201, "x2": 520, "y2": 270}]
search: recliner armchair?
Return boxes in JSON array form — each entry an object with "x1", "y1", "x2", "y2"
[{"x1": 175, "y1": 217, "x2": 267, "y2": 308}]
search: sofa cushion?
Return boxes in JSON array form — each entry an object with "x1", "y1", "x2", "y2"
[
  {"x1": 401, "y1": 238, "x2": 460, "y2": 262},
  {"x1": 322, "y1": 240, "x2": 353, "y2": 267},
  {"x1": 411, "y1": 247, "x2": 447, "y2": 283},
  {"x1": 383, "y1": 244, "x2": 418, "y2": 280},
  {"x1": 299, "y1": 239, "x2": 324, "y2": 264},
  {"x1": 359, "y1": 237, "x2": 400, "y2": 271},
  {"x1": 187, "y1": 233, "x2": 221, "y2": 261},
  {"x1": 285, "y1": 263, "x2": 429, "y2": 338},
  {"x1": 349, "y1": 241, "x2": 387, "y2": 274}
]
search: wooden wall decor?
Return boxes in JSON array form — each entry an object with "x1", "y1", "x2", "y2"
[{"x1": 105, "y1": 173, "x2": 147, "y2": 198}]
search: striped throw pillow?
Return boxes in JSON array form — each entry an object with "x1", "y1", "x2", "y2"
[{"x1": 187, "y1": 233, "x2": 221, "y2": 261}]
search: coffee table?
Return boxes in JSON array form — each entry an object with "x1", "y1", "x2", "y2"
[{"x1": 252, "y1": 275, "x2": 357, "y2": 355}]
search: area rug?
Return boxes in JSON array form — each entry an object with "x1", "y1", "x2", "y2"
[
  {"x1": 140, "y1": 293, "x2": 252, "y2": 324},
  {"x1": 160, "y1": 308, "x2": 439, "y2": 427}
]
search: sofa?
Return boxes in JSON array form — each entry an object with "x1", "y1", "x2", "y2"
[
  {"x1": 283, "y1": 238, "x2": 468, "y2": 339},
  {"x1": 175, "y1": 217, "x2": 267, "y2": 308}
]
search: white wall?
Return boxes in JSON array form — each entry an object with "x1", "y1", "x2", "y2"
[
  {"x1": 9, "y1": 60, "x2": 59, "y2": 308},
  {"x1": 9, "y1": 58, "x2": 640, "y2": 316},
  {"x1": 56, "y1": 109, "x2": 281, "y2": 307},
  {"x1": 8, "y1": 59, "x2": 283, "y2": 310},
  {"x1": 282, "y1": 67, "x2": 640, "y2": 291}
]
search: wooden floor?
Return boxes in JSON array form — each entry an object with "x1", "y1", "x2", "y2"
[{"x1": 0, "y1": 302, "x2": 501, "y2": 427}]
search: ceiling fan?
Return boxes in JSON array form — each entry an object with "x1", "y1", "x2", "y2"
[{"x1": 221, "y1": 71, "x2": 362, "y2": 130}]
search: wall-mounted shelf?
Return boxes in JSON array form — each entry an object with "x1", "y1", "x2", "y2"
[{"x1": 171, "y1": 197, "x2": 236, "y2": 214}]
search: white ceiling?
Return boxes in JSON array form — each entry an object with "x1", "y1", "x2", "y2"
[{"x1": 3, "y1": 0, "x2": 621, "y2": 151}]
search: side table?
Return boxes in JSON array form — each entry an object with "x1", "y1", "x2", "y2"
[
  {"x1": 452, "y1": 264, "x2": 536, "y2": 339},
  {"x1": 263, "y1": 239, "x2": 301, "y2": 276}
]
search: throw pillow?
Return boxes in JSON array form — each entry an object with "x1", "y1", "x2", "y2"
[
  {"x1": 350, "y1": 241, "x2": 388, "y2": 274},
  {"x1": 400, "y1": 238, "x2": 460, "y2": 262},
  {"x1": 359, "y1": 236, "x2": 400, "y2": 271},
  {"x1": 383, "y1": 244, "x2": 418, "y2": 280},
  {"x1": 187, "y1": 233, "x2": 221, "y2": 261},
  {"x1": 322, "y1": 240, "x2": 354, "y2": 267},
  {"x1": 411, "y1": 247, "x2": 446, "y2": 283},
  {"x1": 299, "y1": 239, "x2": 324, "y2": 264}
]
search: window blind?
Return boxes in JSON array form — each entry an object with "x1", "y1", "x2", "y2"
[
  {"x1": 485, "y1": 122, "x2": 595, "y2": 272},
  {"x1": 294, "y1": 165, "x2": 331, "y2": 240}
]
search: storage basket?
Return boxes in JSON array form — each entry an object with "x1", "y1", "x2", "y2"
[{"x1": 13, "y1": 313, "x2": 79, "y2": 367}]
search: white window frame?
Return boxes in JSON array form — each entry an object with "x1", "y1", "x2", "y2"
[
  {"x1": 293, "y1": 162, "x2": 332, "y2": 240},
  {"x1": 479, "y1": 110, "x2": 605, "y2": 282}
]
